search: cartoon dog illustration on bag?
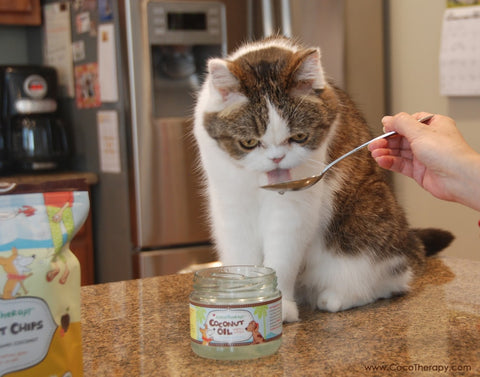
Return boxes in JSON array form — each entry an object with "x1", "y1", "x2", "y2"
[
  {"x1": 0, "y1": 247, "x2": 35, "y2": 299},
  {"x1": 0, "y1": 192, "x2": 77, "y2": 286}
]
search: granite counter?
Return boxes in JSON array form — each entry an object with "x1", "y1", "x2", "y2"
[
  {"x1": 81, "y1": 257, "x2": 480, "y2": 376},
  {"x1": 0, "y1": 171, "x2": 98, "y2": 186}
]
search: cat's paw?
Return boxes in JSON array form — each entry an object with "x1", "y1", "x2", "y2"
[
  {"x1": 316, "y1": 290, "x2": 374, "y2": 312},
  {"x1": 316, "y1": 290, "x2": 356, "y2": 313},
  {"x1": 282, "y1": 299, "x2": 299, "y2": 322}
]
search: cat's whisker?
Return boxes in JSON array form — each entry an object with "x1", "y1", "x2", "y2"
[
  {"x1": 302, "y1": 157, "x2": 326, "y2": 170},
  {"x1": 290, "y1": 93, "x2": 309, "y2": 114},
  {"x1": 304, "y1": 156, "x2": 324, "y2": 166}
]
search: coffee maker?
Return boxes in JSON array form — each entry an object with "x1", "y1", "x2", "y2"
[{"x1": 0, "y1": 65, "x2": 70, "y2": 173}]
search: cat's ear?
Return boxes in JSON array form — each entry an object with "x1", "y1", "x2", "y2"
[
  {"x1": 291, "y1": 48, "x2": 326, "y2": 95},
  {"x1": 208, "y1": 58, "x2": 240, "y2": 101}
]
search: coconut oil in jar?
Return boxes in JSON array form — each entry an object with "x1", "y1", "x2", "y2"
[{"x1": 189, "y1": 265, "x2": 282, "y2": 360}]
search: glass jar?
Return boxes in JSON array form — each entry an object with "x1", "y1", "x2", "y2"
[{"x1": 189, "y1": 265, "x2": 282, "y2": 360}]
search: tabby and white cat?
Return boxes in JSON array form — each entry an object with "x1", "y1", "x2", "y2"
[{"x1": 193, "y1": 37, "x2": 453, "y2": 322}]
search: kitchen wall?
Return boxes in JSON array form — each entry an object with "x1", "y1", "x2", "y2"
[
  {"x1": 386, "y1": 0, "x2": 480, "y2": 260},
  {"x1": 0, "y1": 27, "x2": 29, "y2": 64},
  {"x1": 0, "y1": 25, "x2": 42, "y2": 65}
]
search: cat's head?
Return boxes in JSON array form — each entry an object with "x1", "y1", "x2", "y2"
[{"x1": 199, "y1": 38, "x2": 339, "y2": 183}]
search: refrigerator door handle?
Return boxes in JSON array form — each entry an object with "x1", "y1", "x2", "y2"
[
  {"x1": 261, "y1": 0, "x2": 292, "y2": 38},
  {"x1": 261, "y1": 0, "x2": 274, "y2": 37},
  {"x1": 279, "y1": 0, "x2": 292, "y2": 37}
]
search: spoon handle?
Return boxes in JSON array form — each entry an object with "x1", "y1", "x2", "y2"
[
  {"x1": 321, "y1": 131, "x2": 397, "y2": 173},
  {"x1": 321, "y1": 114, "x2": 433, "y2": 174}
]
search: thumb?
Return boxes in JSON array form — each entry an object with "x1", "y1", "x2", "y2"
[{"x1": 382, "y1": 112, "x2": 428, "y2": 140}]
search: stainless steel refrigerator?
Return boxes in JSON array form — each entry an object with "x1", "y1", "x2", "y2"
[{"x1": 52, "y1": 0, "x2": 345, "y2": 283}]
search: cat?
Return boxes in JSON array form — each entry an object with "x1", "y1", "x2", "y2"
[{"x1": 193, "y1": 37, "x2": 453, "y2": 322}]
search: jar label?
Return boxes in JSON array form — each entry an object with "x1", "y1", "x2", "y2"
[{"x1": 190, "y1": 297, "x2": 282, "y2": 346}]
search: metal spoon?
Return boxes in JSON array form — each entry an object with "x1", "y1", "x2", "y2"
[{"x1": 261, "y1": 114, "x2": 434, "y2": 193}]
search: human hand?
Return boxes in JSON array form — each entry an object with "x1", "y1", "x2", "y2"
[{"x1": 369, "y1": 112, "x2": 480, "y2": 211}]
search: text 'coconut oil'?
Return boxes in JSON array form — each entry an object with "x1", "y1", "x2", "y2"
[{"x1": 189, "y1": 265, "x2": 282, "y2": 360}]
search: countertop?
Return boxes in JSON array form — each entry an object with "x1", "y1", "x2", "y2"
[
  {"x1": 0, "y1": 171, "x2": 98, "y2": 185},
  {"x1": 81, "y1": 257, "x2": 480, "y2": 376}
]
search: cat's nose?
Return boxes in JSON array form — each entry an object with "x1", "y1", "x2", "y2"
[{"x1": 272, "y1": 156, "x2": 285, "y2": 164}]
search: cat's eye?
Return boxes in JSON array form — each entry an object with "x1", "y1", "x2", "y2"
[
  {"x1": 289, "y1": 133, "x2": 309, "y2": 143},
  {"x1": 239, "y1": 139, "x2": 259, "y2": 150}
]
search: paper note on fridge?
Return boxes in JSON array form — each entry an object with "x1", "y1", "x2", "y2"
[
  {"x1": 439, "y1": 6, "x2": 480, "y2": 96},
  {"x1": 98, "y1": 23, "x2": 119, "y2": 102},
  {"x1": 97, "y1": 110, "x2": 121, "y2": 173},
  {"x1": 43, "y1": 2, "x2": 75, "y2": 97}
]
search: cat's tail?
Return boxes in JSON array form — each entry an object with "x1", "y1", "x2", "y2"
[{"x1": 412, "y1": 228, "x2": 455, "y2": 256}]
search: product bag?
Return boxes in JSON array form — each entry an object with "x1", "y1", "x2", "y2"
[{"x1": 0, "y1": 179, "x2": 88, "y2": 377}]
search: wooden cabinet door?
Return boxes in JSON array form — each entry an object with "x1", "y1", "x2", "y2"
[{"x1": 0, "y1": 0, "x2": 41, "y2": 25}]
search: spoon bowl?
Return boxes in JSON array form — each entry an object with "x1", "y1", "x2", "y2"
[{"x1": 261, "y1": 114, "x2": 434, "y2": 193}]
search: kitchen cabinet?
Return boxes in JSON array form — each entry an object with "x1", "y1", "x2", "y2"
[
  {"x1": 0, "y1": 171, "x2": 98, "y2": 285},
  {"x1": 0, "y1": 0, "x2": 41, "y2": 25}
]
